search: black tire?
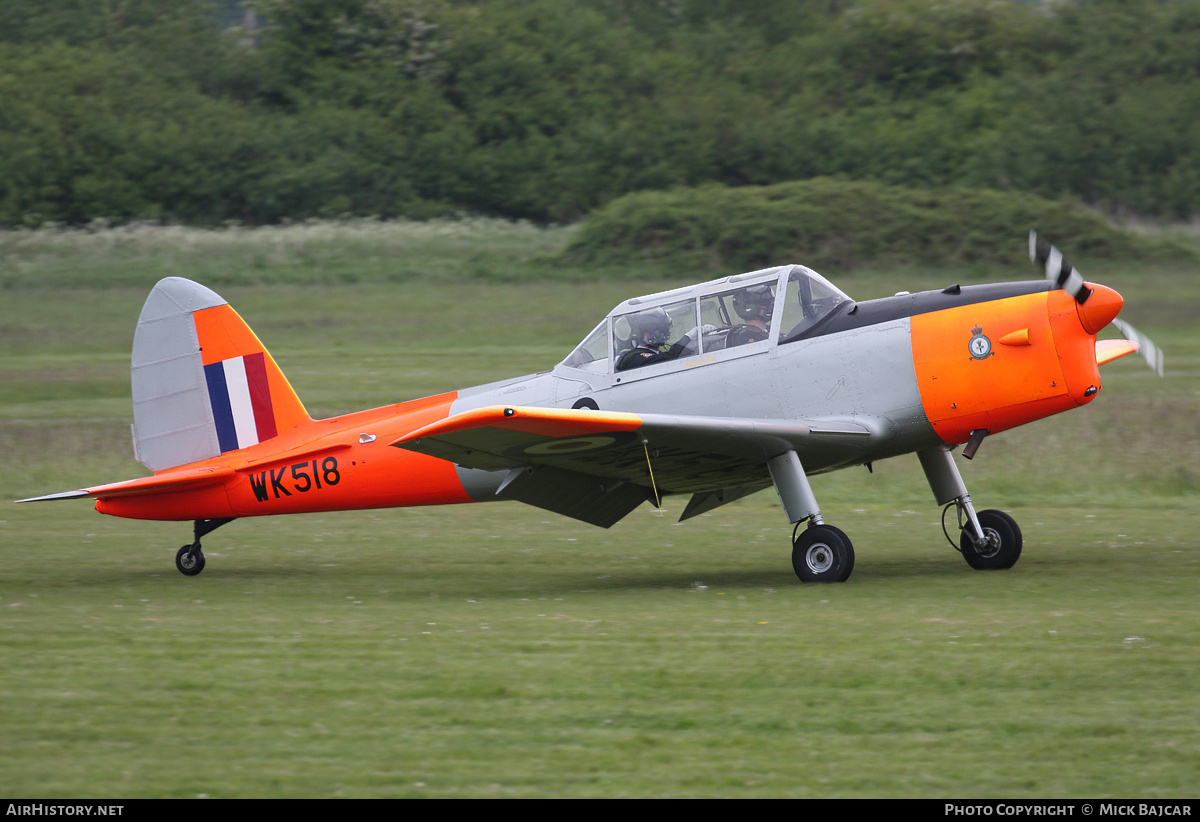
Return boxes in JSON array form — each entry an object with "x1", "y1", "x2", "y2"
[
  {"x1": 792, "y1": 524, "x2": 855, "y2": 583},
  {"x1": 960, "y1": 509, "x2": 1022, "y2": 570},
  {"x1": 175, "y1": 544, "x2": 206, "y2": 576}
]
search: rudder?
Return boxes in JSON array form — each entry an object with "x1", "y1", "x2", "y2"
[{"x1": 131, "y1": 277, "x2": 309, "y2": 471}]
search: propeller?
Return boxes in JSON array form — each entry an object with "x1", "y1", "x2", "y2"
[{"x1": 1029, "y1": 230, "x2": 1164, "y2": 376}]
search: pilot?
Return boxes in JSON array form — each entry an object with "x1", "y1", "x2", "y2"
[
  {"x1": 727, "y1": 285, "x2": 773, "y2": 346},
  {"x1": 616, "y1": 308, "x2": 713, "y2": 371}
]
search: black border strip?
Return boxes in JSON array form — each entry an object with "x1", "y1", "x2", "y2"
[{"x1": 783, "y1": 281, "x2": 1052, "y2": 344}]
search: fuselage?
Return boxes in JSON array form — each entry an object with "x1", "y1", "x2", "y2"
[{"x1": 95, "y1": 269, "x2": 1118, "y2": 522}]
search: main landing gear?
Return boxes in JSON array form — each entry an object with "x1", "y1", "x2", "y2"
[
  {"x1": 769, "y1": 446, "x2": 1022, "y2": 583},
  {"x1": 769, "y1": 451, "x2": 855, "y2": 583},
  {"x1": 920, "y1": 446, "x2": 1023, "y2": 572},
  {"x1": 174, "y1": 518, "x2": 235, "y2": 576}
]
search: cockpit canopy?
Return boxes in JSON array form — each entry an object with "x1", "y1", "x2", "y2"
[{"x1": 561, "y1": 265, "x2": 852, "y2": 375}]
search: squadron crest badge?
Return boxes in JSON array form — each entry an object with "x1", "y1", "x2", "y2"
[{"x1": 968, "y1": 325, "x2": 992, "y2": 359}]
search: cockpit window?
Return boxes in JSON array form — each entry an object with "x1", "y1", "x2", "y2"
[
  {"x1": 561, "y1": 265, "x2": 850, "y2": 375},
  {"x1": 777, "y1": 267, "x2": 851, "y2": 343},
  {"x1": 699, "y1": 282, "x2": 777, "y2": 352},
  {"x1": 561, "y1": 319, "x2": 609, "y2": 372},
  {"x1": 613, "y1": 299, "x2": 698, "y2": 371}
]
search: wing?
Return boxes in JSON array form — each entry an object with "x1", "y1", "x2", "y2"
[{"x1": 391, "y1": 405, "x2": 889, "y2": 527}]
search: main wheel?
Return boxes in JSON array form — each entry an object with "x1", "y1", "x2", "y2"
[
  {"x1": 792, "y1": 524, "x2": 855, "y2": 583},
  {"x1": 175, "y1": 544, "x2": 206, "y2": 576},
  {"x1": 959, "y1": 509, "x2": 1022, "y2": 570}
]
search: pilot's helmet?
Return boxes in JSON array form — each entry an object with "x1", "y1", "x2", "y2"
[
  {"x1": 733, "y1": 285, "x2": 773, "y2": 322},
  {"x1": 629, "y1": 308, "x2": 672, "y2": 347}
]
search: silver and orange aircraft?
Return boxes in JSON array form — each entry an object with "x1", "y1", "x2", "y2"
[{"x1": 18, "y1": 232, "x2": 1163, "y2": 582}]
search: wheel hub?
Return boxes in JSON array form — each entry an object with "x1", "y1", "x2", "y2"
[
  {"x1": 805, "y1": 543, "x2": 834, "y2": 573},
  {"x1": 973, "y1": 527, "x2": 1002, "y2": 558}
]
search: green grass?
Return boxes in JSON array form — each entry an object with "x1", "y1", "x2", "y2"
[{"x1": 1, "y1": 221, "x2": 1197, "y2": 797}]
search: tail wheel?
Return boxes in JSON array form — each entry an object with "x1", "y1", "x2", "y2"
[
  {"x1": 792, "y1": 524, "x2": 855, "y2": 583},
  {"x1": 175, "y1": 545, "x2": 206, "y2": 576},
  {"x1": 960, "y1": 509, "x2": 1022, "y2": 570}
]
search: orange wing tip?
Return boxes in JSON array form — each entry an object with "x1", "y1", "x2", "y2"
[
  {"x1": 391, "y1": 405, "x2": 643, "y2": 446},
  {"x1": 1096, "y1": 338, "x2": 1140, "y2": 366}
]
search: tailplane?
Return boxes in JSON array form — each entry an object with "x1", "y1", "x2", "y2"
[{"x1": 131, "y1": 277, "x2": 309, "y2": 471}]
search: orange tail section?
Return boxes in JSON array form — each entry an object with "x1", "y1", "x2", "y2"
[{"x1": 22, "y1": 278, "x2": 476, "y2": 521}]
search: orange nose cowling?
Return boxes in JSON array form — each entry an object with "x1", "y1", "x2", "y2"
[{"x1": 1077, "y1": 283, "x2": 1123, "y2": 334}]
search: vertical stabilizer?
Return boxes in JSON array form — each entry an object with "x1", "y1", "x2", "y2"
[{"x1": 131, "y1": 278, "x2": 309, "y2": 471}]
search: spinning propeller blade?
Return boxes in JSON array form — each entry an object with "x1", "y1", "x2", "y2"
[
  {"x1": 1029, "y1": 230, "x2": 1164, "y2": 376},
  {"x1": 1111, "y1": 318, "x2": 1165, "y2": 377},
  {"x1": 1029, "y1": 230, "x2": 1092, "y2": 303}
]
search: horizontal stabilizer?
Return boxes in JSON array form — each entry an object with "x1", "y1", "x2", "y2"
[
  {"x1": 17, "y1": 466, "x2": 234, "y2": 504},
  {"x1": 16, "y1": 490, "x2": 92, "y2": 504}
]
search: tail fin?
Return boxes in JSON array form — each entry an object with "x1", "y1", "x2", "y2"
[{"x1": 131, "y1": 277, "x2": 309, "y2": 472}]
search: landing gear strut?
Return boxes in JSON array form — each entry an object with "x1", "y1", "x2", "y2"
[
  {"x1": 769, "y1": 450, "x2": 856, "y2": 583},
  {"x1": 174, "y1": 518, "x2": 235, "y2": 577},
  {"x1": 920, "y1": 446, "x2": 1022, "y2": 572}
]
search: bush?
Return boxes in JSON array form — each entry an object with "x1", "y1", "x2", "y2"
[{"x1": 559, "y1": 178, "x2": 1192, "y2": 273}]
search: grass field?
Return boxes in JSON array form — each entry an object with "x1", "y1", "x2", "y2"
[{"x1": 1, "y1": 221, "x2": 1197, "y2": 797}]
